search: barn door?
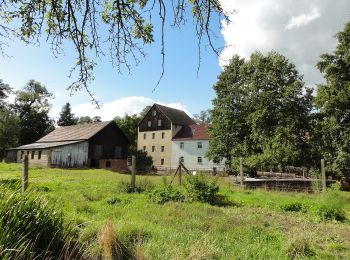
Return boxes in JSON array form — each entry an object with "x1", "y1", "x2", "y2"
[{"x1": 51, "y1": 150, "x2": 62, "y2": 167}]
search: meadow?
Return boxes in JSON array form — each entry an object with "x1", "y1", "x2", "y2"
[{"x1": 0, "y1": 162, "x2": 350, "y2": 259}]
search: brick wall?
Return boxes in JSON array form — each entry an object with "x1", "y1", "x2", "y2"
[{"x1": 99, "y1": 159, "x2": 129, "y2": 173}]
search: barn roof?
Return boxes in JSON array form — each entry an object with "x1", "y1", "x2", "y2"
[
  {"x1": 37, "y1": 121, "x2": 113, "y2": 142},
  {"x1": 172, "y1": 123, "x2": 209, "y2": 140},
  {"x1": 11, "y1": 140, "x2": 84, "y2": 150}
]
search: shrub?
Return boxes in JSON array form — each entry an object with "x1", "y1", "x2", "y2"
[
  {"x1": 183, "y1": 174, "x2": 219, "y2": 204},
  {"x1": 117, "y1": 178, "x2": 155, "y2": 193},
  {"x1": 148, "y1": 184, "x2": 185, "y2": 204},
  {"x1": 286, "y1": 238, "x2": 315, "y2": 259},
  {"x1": 317, "y1": 206, "x2": 346, "y2": 222},
  {"x1": 0, "y1": 189, "x2": 69, "y2": 259},
  {"x1": 135, "y1": 150, "x2": 153, "y2": 173},
  {"x1": 281, "y1": 202, "x2": 307, "y2": 213}
]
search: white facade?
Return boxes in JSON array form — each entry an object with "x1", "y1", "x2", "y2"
[{"x1": 171, "y1": 139, "x2": 225, "y2": 171}]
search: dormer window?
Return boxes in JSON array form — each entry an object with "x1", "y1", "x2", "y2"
[{"x1": 147, "y1": 120, "x2": 151, "y2": 127}]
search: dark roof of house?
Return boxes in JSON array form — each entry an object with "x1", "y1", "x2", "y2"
[
  {"x1": 37, "y1": 121, "x2": 113, "y2": 142},
  {"x1": 153, "y1": 104, "x2": 195, "y2": 125},
  {"x1": 11, "y1": 140, "x2": 84, "y2": 150},
  {"x1": 172, "y1": 123, "x2": 209, "y2": 140}
]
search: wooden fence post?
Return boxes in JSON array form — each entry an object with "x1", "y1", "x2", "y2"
[
  {"x1": 131, "y1": 155, "x2": 136, "y2": 190},
  {"x1": 22, "y1": 155, "x2": 29, "y2": 193},
  {"x1": 321, "y1": 158, "x2": 326, "y2": 192},
  {"x1": 240, "y1": 157, "x2": 244, "y2": 188}
]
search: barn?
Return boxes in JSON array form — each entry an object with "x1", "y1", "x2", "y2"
[{"x1": 6, "y1": 121, "x2": 130, "y2": 171}]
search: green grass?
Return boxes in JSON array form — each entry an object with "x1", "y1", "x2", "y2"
[{"x1": 1, "y1": 162, "x2": 350, "y2": 259}]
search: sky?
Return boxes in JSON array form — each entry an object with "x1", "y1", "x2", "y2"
[{"x1": 1, "y1": 1, "x2": 350, "y2": 121}]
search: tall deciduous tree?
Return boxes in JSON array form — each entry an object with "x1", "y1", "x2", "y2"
[
  {"x1": 0, "y1": 1, "x2": 229, "y2": 101},
  {"x1": 315, "y1": 19, "x2": 350, "y2": 176},
  {"x1": 57, "y1": 102, "x2": 78, "y2": 126},
  {"x1": 208, "y1": 52, "x2": 313, "y2": 172},
  {"x1": 114, "y1": 114, "x2": 140, "y2": 155},
  {"x1": 194, "y1": 109, "x2": 212, "y2": 123},
  {"x1": 0, "y1": 79, "x2": 11, "y2": 109},
  {"x1": 13, "y1": 80, "x2": 54, "y2": 145}
]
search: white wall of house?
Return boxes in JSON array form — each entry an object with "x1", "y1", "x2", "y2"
[{"x1": 171, "y1": 139, "x2": 225, "y2": 171}]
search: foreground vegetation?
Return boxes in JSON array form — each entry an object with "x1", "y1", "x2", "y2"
[{"x1": 1, "y1": 163, "x2": 350, "y2": 259}]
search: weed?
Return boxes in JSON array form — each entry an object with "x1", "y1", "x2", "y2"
[
  {"x1": 118, "y1": 178, "x2": 155, "y2": 193},
  {"x1": 281, "y1": 202, "x2": 307, "y2": 213},
  {"x1": 148, "y1": 184, "x2": 185, "y2": 204},
  {"x1": 184, "y1": 174, "x2": 219, "y2": 204},
  {"x1": 286, "y1": 238, "x2": 315, "y2": 259}
]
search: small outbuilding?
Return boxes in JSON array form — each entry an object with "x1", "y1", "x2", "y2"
[{"x1": 6, "y1": 121, "x2": 130, "y2": 171}]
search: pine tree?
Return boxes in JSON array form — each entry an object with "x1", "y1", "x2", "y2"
[{"x1": 57, "y1": 103, "x2": 77, "y2": 126}]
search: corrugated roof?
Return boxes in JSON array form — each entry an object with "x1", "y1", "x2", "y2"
[
  {"x1": 155, "y1": 104, "x2": 195, "y2": 125},
  {"x1": 10, "y1": 140, "x2": 84, "y2": 150},
  {"x1": 37, "y1": 121, "x2": 113, "y2": 142},
  {"x1": 172, "y1": 123, "x2": 209, "y2": 140}
]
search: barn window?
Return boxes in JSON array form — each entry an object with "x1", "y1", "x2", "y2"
[
  {"x1": 143, "y1": 146, "x2": 146, "y2": 151},
  {"x1": 95, "y1": 145, "x2": 103, "y2": 157},
  {"x1": 106, "y1": 161, "x2": 111, "y2": 168},
  {"x1": 161, "y1": 158, "x2": 164, "y2": 165},
  {"x1": 162, "y1": 132, "x2": 165, "y2": 139},
  {"x1": 38, "y1": 151, "x2": 42, "y2": 160},
  {"x1": 153, "y1": 110, "x2": 157, "y2": 116},
  {"x1": 20, "y1": 151, "x2": 24, "y2": 159},
  {"x1": 197, "y1": 142, "x2": 202, "y2": 149},
  {"x1": 152, "y1": 133, "x2": 155, "y2": 139},
  {"x1": 147, "y1": 121, "x2": 151, "y2": 127},
  {"x1": 152, "y1": 146, "x2": 155, "y2": 152},
  {"x1": 31, "y1": 151, "x2": 35, "y2": 159},
  {"x1": 143, "y1": 133, "x2": 146, "y2": 139},
  {"x1": 115, "y1": 146, "x2": 123, "y2": 159},
  {"x1": 158, "y1": 120, "x2": 162, "y2": 126},
  {"x1": 197, "y1": 157, "x2": 202, "y2": 164},
  {"x1": 161, "y1": 146, "x2": 164, "y2": 152},
  {"x1": 180, "y1": 142, "x2": 184, "y2": 149}
]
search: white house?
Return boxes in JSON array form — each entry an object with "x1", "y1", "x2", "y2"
[{"x1": 171, "y1": 124, "x2": 225, "y2": 171}]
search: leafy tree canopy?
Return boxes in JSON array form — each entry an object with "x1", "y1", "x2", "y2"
[
  {"x1": 315, "y1": 19, "x2": 350, "y2": 176},
  {"x1": 193, "y1": 109, "x2": 211, "y2": 123},
  {"x1": 0, "y1": 1, "x2": 229, "y2": 101},
  {"x1": 0, "y1": 108, "x2": 20, "y2": 159},
  {"x1": 208, "y1": 51, "x2": 313, "y2": 172},
  {"x1": 0, "y1": 79, "x2": 11, "y2": 109}
]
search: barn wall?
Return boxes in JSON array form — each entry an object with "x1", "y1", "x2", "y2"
[
  {"x1": 14, "y1": 149, "x2": 51, "y2": 167},
  {"x1": 89, "y1": 123, "x2": 129, "y2": 167},
  {"x1": 51, "y1": 141, "x2": 89, "y2": 168}
]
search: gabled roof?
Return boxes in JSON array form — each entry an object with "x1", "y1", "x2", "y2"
[
  {"x1": 37, "y1": 121, "x2": 113, "y2": 142},
  {"x1": 172, "y1": 123, "x2": 209, "y2": 140},
  {"x1": 11, "y1": 141, "x2": 84, "y2": 150},
  {"x1": 142, "y1": 104, "x2": 195, "y2": 126}
]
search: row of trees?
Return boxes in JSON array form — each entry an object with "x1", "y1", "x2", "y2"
[{"x1": 208, "y1": 19, "x2": 350, "y2": 177}]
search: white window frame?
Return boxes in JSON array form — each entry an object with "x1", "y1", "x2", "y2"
[{"x1": 197, "y1": 157, "x2": 202, "y2": 164}]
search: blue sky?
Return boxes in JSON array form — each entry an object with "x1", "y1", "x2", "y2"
[{"x1": 1, "y1": 1, "x2": 350, "y2": 120}]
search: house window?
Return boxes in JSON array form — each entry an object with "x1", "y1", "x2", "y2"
[
  {"x1": 158, "y1": 120, "x2": 162, "y2": 126},
  {"x1": 197, "y1": 142, "x2": 202, "y2": 149},
  {"x1": 153, "y1": 110, "x2": 157, "y2": 116},
  {"x1": 152, "y1": 146, "x2": 155, "y2": 152},
  {"x1": 143, "y1": 133, "x2": 146, "y2": 140},
  {"x1": 115, "y1": 146, "x2": 123, "y2": 159},
  {"x1": 161, "y1": 158, "x2": 164, "y2": 165},
  {"x1": 197, "y1": 157, "x2": 202, "y2": 164},
  {"x1": 31, "y1": 151, "x2": 35, "y2": 159},
  {"x1": 147, "y1": 121, "x2": 151, "y2": 127},
  {"x1": 20, "y1": 151, "x2": 24, "y2": 159},
  {"x1": 179, "y1": 156, "x2": 184, "y2": 163},
  {"x1": 161, "y1": 146, "x2": 164, "y2": 152},
  {"x1": 38, "y1": 151, "x2": 42, "y2": 160},
  {"x1": 162, "y1": 132, "x2": 165, "y2": 139},
  {"x1": 143, "y1": 146, "x2": 146, "y2": 151},
  {"x1": 180, "y1": 142, "x2": 184, "y2": 149},
  {"x1": 95, "y1": 144, "x2": 103, "y2": 157},
  {"x1": 152, "y1": 133, "x2": 155, "y2": 139}
]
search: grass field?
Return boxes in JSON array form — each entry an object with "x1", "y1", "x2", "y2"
[{"x1": 1, "y1": 163, "x2": 350, "y2": 259}]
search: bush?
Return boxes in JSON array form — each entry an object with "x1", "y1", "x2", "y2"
[
  {"x1": 317, "y1": 206, "x2": 346, "y2": 222},
  {"x1": 281, "y1": 202, "x2": 307, "y2": 213},
  {"x1": 148, "y1": 184, "x2": 185, "y2": 204},
  {"x1": 117, "y1": 177, "x2": 155, "y2": 193},
  {"x1": 0, "y1": 189, "x2": 70, "y2": 259},
  {"x1": 183, "y1": 174, "x2": 219, "y2": 204},
  {"x1": 135, "y1": 150, "x2": 153, "y2": 173}
]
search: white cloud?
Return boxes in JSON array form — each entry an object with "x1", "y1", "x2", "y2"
[
  {"x1": 50, "y1": 96, "x2": 192, "y2": 121},
  {"x1": 219, "y1": 0, "x2": 350, "y2": 88},
  {"x1": 285, "y1": 8, "x2": 320, "y2": 30}
]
